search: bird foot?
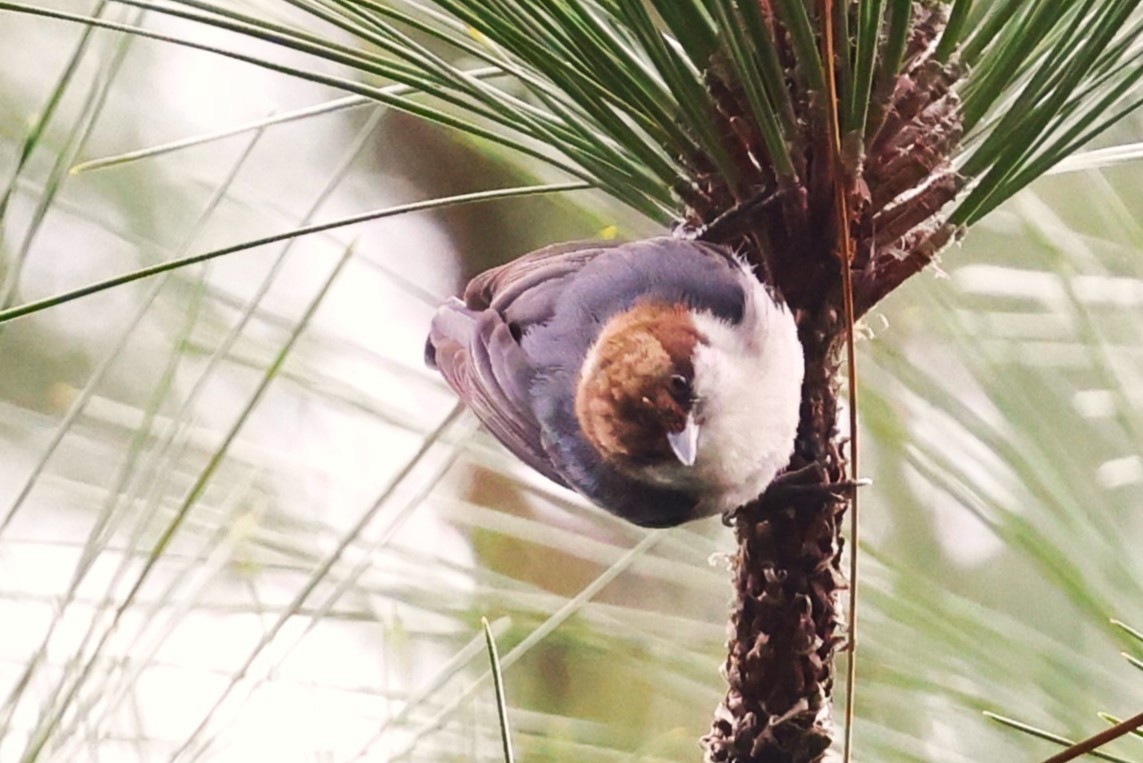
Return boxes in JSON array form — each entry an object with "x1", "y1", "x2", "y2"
[
  {"x1": 675, "y1": 188, "x2": 785, "y2": 243},
  {"x1": 721, "y1": 463, "x2": 871, "y2": 526}
]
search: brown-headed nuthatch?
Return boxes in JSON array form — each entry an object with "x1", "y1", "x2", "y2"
[{"x1": 425, "y1": 237, "x2": 803, "y2": 527}]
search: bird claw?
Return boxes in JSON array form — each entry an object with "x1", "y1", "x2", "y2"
[
  {"x1": 674, "y1": 188, "x2": 786, "y2": 244},
  {"x1": 772, "y1": 461, "x2": 871, "y2": 493},
  {"x1": 721, "y1": 463, "x2": 871, "y2": 526}
]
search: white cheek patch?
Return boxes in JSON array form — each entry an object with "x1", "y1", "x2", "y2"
[{"x1": 686, "y1": 284, "x2": 804, "y2": 511}]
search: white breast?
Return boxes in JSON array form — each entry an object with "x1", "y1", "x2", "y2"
[{"x1": 686, "y1": 279, "x2": 804, "y2": 514}]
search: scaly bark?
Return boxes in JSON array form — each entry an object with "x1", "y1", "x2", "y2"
[
  {"x1": 690, "y1": 5, "x2": 963, "y2": 761},
  {"x1": 703, "y1": 311, "x2": 848, "y2": 763}
]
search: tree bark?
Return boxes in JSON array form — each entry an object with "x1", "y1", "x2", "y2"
[
  {"x1": 693, "y1": 7, "x2": 960, "y2": 760},
  {"x1": 703, "y1": 306, "x2": 849, "y2": 763}
]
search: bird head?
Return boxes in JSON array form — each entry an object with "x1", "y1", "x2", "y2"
[
  {"x1": 426, "y1": 237, "x2": 803, "y2": 524},
  {"x1": 573, "y1": 300, "x2": 705, "y2": 473}
]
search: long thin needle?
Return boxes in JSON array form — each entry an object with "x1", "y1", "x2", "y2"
[{"x1": 819, "y1": 1, "x2": 861, "y2": 760}]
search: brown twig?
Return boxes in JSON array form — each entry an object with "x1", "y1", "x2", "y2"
[
  {"x1": 1040, "y1": 710, "x2": 1143, "y2": 763},
  {"x1": 819, "y1": 2, "x2": 860, "y2": 761}
]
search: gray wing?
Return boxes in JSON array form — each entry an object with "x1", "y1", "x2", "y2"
[
  {"x1": 426, "y1": 240, "x2": 623, "y2": 487},
  {"x1": 426, "y1": 236, "x2": 750, "y2": 500},
  {"x1": 463, "y1": 240, "x2": 615, "y2": 316}
]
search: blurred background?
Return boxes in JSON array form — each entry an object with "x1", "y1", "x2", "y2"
[{"x1": 2, "y1": 3, "x2": 1143, "y2": 762}]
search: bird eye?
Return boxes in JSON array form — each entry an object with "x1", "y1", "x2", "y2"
[{"x1": 668, "y1": 374, "x2": 691, "y2": 402}]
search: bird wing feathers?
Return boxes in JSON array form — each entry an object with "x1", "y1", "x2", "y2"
[
  {"x1": 428, "y1": 241, "x2": 624, "y2": 487},
  {"x1": 464, "y1": 240, "x2": 615, "y2": 315},
  {"x1": 426, "y1": 237, "x2": 753, "y2": 504}
]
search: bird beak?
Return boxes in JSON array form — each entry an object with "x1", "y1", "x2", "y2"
[{"x1": 667, "y1": 414, "x2": 700, "y2": 467}]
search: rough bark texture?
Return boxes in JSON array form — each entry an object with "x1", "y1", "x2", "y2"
[
  {"x1": 685, "y1": 5, "x2": 964, "y2": 761},
  {"x1": 703, "y1": 318, "x2": 849, "y2": 763}
]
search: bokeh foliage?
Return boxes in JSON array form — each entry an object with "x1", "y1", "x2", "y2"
[{"x1": 1, "y1": 1, "x2": 1143, "y2": 762}]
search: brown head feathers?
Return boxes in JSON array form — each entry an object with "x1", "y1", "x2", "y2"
[{"x1": 574, "y1": 301, "x2": 700, "y2": 469}]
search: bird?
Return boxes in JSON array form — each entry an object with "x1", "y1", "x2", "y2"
[{"x1": 425, "y1": 237, "x2": 804, "y2": 528}]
